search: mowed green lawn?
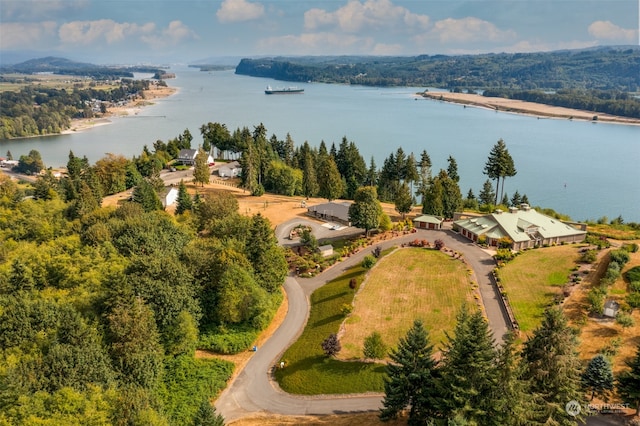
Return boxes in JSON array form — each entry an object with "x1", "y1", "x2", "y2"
[
  {"x1": 275, "y1": 265, "x2": 386, "y2": 395},
  {"x1": 497, "y1": 246, "x2": 580, "y2": 332},
  {"x1": 341, "y1": 248, "x2": 475, "y2": 359},
  {"x1": 275, "y1": 247, "x2": 474, "y2": 395}
]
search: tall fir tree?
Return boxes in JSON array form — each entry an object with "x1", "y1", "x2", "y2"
[
  {"x1": 175, "y1": 180, "x2": 192, "y2": 215},
  {"x1": 617, "y1": 342, "x2": 640, "y2": 415},
  {"x1": 438, "y1": 306, "x2": 500, "y2": 424},
  {"x1": 380, "y1": 319, "x2": 440, "y2": 424},
  {"x1": 521, "y1": 307, "x2": 585, "y2": 425}
]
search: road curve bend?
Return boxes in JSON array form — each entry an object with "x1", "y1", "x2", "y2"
[{"x1": 215, "y1": 229, "x2": 509, "y2": 422}]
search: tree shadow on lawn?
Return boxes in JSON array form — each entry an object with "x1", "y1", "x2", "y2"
[
  {"x1": 276, "y1": 355, "x2": 386, "y2": 394},
  {"x1": 313, "y1": 313, "x2": 346, "y2": 328},
  {"x1": 314, "y1": 290, "x2": 351, "y2": 305}
]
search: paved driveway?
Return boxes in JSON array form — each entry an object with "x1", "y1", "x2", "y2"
[{"x1": 215, "y1": 228, "x2": 511, "y2": 422}]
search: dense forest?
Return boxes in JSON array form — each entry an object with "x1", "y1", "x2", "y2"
[
  {"x1": 235, "y1": 47, "x2": 640, "y2": 91},
  {"x1": 235, "y1": 46, "x2": 640, "y2": 118},
  {"x1": 0, "y1": 79, "x2": 150, "y2": 139},
  {"x1": 0, "y1": 146, "x2": 288, "y2": 423}
]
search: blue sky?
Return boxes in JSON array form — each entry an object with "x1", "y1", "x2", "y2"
[{"x1": 1, "y1": 0, "x2": 638, "y2": 64}]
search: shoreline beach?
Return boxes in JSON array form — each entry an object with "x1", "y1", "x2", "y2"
[
  {"x1": 421, "y1": 92, "x2": 640, "y2": 126},
  {"x1": 62, "y1": 83, "x2": 177, "y2": 135}
]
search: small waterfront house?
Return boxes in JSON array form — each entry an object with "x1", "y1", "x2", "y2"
[
  {"x1": 218, "y1": 161, "x2": 242, "y2": 178},
  {"x1": 307, "y1": 201, "x2": 352, "y2": 225},
  {"x1": 413, "y1": 215, "x2": 444, "y2": 230},
  {"x1": 453, "y1": 204, "x2": 587, "y2": 250},
  {"x1": 177, "y1": 149, "x2": 198, "y2": 165}
]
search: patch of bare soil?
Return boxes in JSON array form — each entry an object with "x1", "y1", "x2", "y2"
[{"x1": 228, "y1": 412, "x2": 408, "y2": 426}]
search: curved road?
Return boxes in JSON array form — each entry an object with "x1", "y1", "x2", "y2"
[{"x1": 215, "y1": 227, "x2": 510, "y2": 422}]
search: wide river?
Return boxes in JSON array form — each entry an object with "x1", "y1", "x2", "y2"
[{"x1": 1, "y1": 66, "x2": 639, "y2": 222}]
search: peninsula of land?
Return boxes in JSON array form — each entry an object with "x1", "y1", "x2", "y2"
[
  {"x1": 421, "y1": 91, "x2": 640, "y2": 125},
  {"x1": 62, "y1": 83, "x2": 176, "y2": 134}
]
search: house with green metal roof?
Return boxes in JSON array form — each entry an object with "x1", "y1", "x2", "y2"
[{"x1": 453, "y1": 204, "x2": 587, "y2": 250}]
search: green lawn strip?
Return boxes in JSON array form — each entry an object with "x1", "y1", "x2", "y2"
[
  {"x1": 497, "y1": 246, "x2": 578, "y2": 332},
  {"x1": 275, "y1": 265, "x2": 386, "y2": 394}
]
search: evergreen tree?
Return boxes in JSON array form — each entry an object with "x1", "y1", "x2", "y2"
[
  {"x1": 175, "y1": 180, "x2": 192, "y2": 215},
  {"x1": 336, "y1": 137, "x2": 367, "y2": 199},
  {"x1": 440, "y1": 170, "x2": 462, "y2": 219},
  {"x1": 510, "y1": 190, "x2": 522, "y2": 207},
  {"x1": 501, "y1": 193, "x2": 509, "y2": 206},
  {"x1": 132, "y1": 179, "x2": 162, "y2": 212},
  {"x1": 394, "y1": 182, "x2": 413, "y2": 220},
  {"x1": 521, "y1": 307, "x2": 585, "y2": 425},
  {"x1": 404, "y1": 152, "x2": 420, "y2": 193},
  {"x1": 493, "y1": 332, "x2": 539, "y2": 425},
  {"x1": 617, "y1": 342, "x2": 640, "y2": 415},
  {"x1": 6, "y1": 150, "x2": 13, "y2": 160},
  {"x1": 447, "y1": 155, "x2": 460, "y2": 182},
  {"x1": 245, "y1": 213, "x2": 287, "y2": 293},
  {"x1": 301, "y1": 150, "x2": 319, "y2": 198},
  {"x1": 192, "y1": 399, "x2": 225, "y2": 426},
  {"x1": 478, "y1": 179, "x2": 496, "y2": 207},
  {"x1": 483, "y1": 139, "x2": 516, "y2": 205},
  {"x1": 366, "y1": 156, "x2": 378, "y2": 187},
  {"x1": 363, "y1": 331, "x2": 387, "y2": 360},
  {"x1": 422, "y1": 176, "x2": 443, "y2": 216},
  {"x1": 317, "y1": 156, "x2": 344, "y2": 201},
  {"x1": 348, "y1": 186, "x2": 382, "y2": 237},
  {"x1": 438, "y1": 306, "x2": 499, "y2": 424},
  {"x1": 380, "y1": 319, "x2": 440, "y2": 424},
  {"x1": 582, "y1": 354, "x2": 614, "y2": 401}
]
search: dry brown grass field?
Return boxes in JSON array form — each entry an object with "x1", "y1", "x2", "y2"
[{"x1": 338, "y1": 247, "x2": 476, "y2": 360}]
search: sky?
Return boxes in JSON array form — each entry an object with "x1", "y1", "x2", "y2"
[{"x1": 1, "y1": 0, "x2": 639, "y2": 64}]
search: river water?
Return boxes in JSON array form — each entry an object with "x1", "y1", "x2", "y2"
[{"x1": 1, "y1": 66, "x2": 638, "y2": 222}]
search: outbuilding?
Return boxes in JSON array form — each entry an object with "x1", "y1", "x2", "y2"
[{"x1": 413, "y1": 215, "x2": 443, "y2": 230}]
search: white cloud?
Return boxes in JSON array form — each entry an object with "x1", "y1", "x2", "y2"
[
  {"x1": 257, "y1": 32, "x2": 373, "y2": 55},
  {"x1": 588, "y1": 21, "x2": 637, "y2": 42},
  {"x1": 59, "y1": 20, "x2": 155, "y2": 45},
  {"x1": 142, "y1": 21, "x2": 198, "y2": 49},
  {"x1": 0, "y1": 21, "x2": 57, "y2": 49},
  {"x1": 217, "y1": 0, "x2": 265, "y2": 23},
  {"x1": 427, "y1": 17, "x2": 516, "y2": 44},
  {"x1": 305, "y1": 0, "x2": 429, "y2": 33}
]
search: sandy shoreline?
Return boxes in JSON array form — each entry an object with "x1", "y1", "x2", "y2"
[
  {"x1": 421, "y1": 92, "x2": 640, "y2": 126},
  {"x1": 62, "y1": 84, "x2": 177, "y2": 134}
]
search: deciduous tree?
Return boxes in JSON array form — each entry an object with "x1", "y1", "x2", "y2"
[
  {"x1": 193, "y1": 148, "x2": 210, "y2": 187},
  {"x1": 349, "y1": 186, "x2": 382, "y2": 237}
]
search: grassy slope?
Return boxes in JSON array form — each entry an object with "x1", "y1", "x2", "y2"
[{"x1": 497, "y1": 245, "x2": 579, "y2": 332}]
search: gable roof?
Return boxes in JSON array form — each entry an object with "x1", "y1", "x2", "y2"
[
  {"x1": 454, "y1": 206, "x2": 586, "y2": 243},
  {"x1": 414, "y1": 215, "x2": 443, "y2": 225},
  {"x1": 178, "y1": 149, "x2": 198, "y2": 160},
  {"x1": 308, "y1": 201, "x2": 352, "y2": 222}
]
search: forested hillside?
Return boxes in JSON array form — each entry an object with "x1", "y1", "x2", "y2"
[
  {"x1": 0, "y1": 145, "x2": 288, "y2": 423},
  {"x1": 235, "y1": 47, "x2": 640, "y2": 91},
  {"x1": 0, "y1": 79, "x2": 150, "y2": 139},
  {"x1": 235, "y1": 47, "x2": 640, "y2": 118}
]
